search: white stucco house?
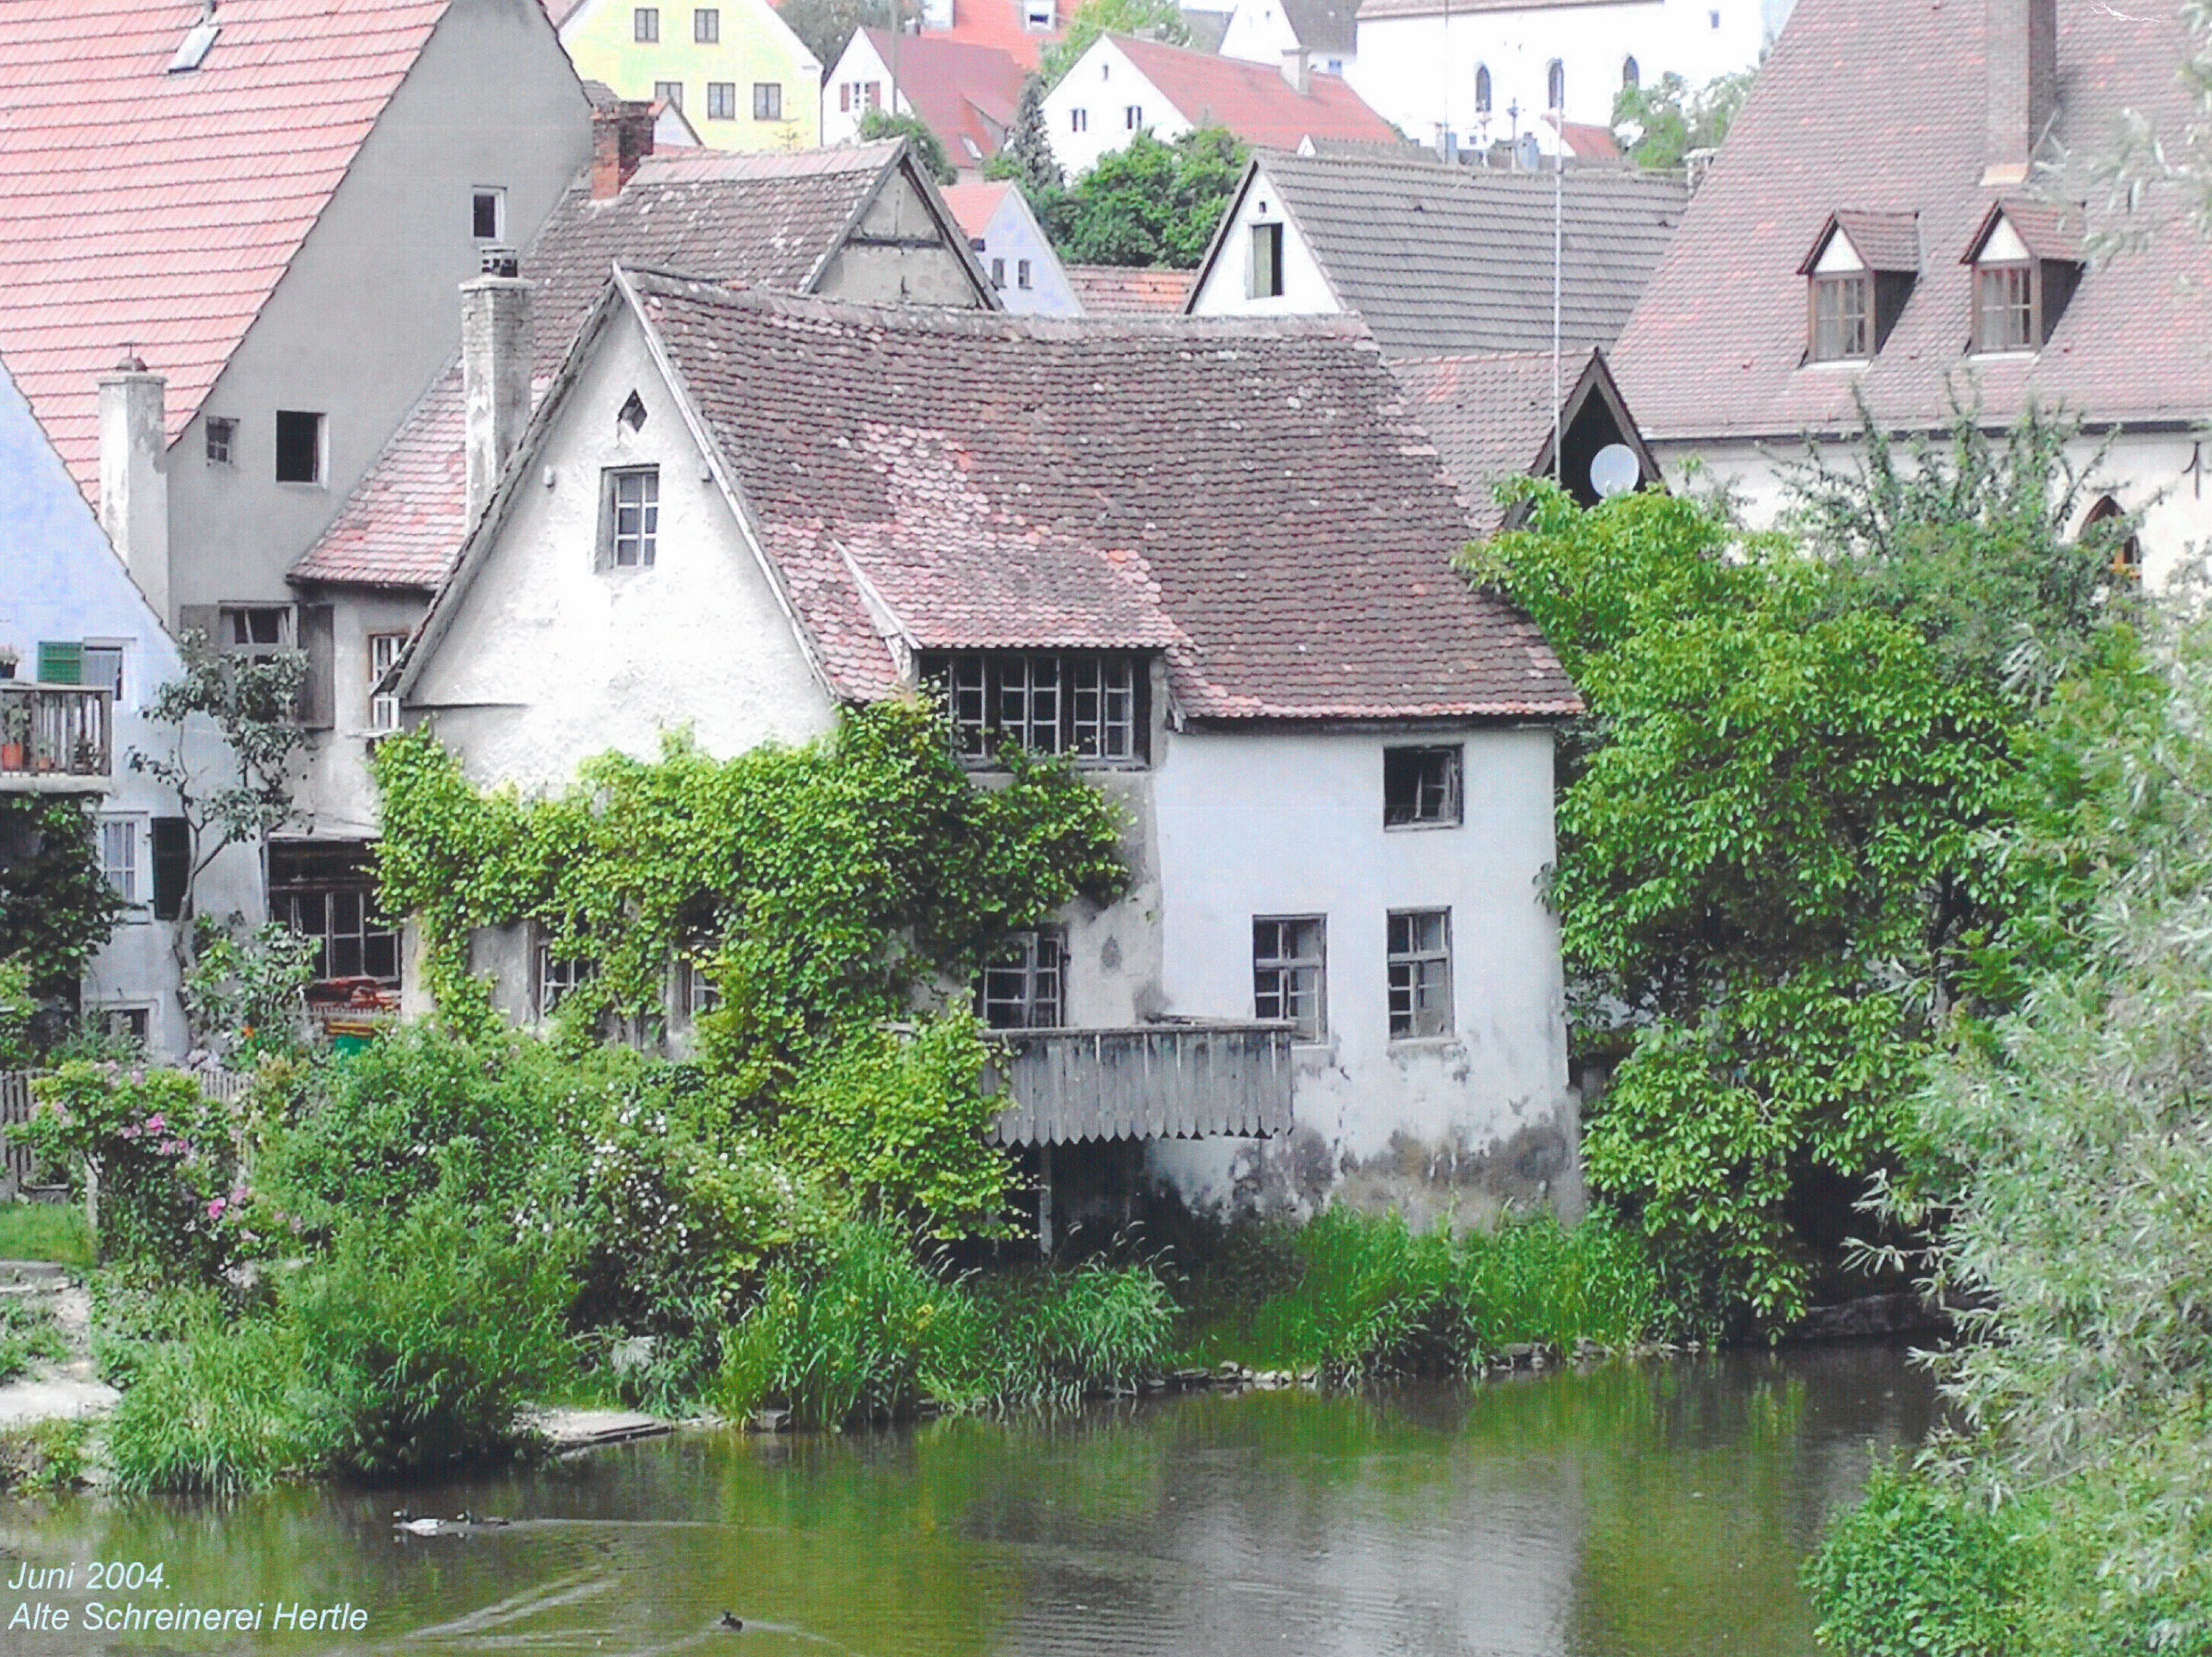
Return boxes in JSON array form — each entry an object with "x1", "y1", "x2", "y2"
[
  {"x1": 822, "y1": 27, "x2": 1030, "y2": 177},
  {"x1": 1347, "y1": 0, "x2": 1793, "y2": 160},
  {"x1": 0, "y1": 359, "x2": 261, "y2": 1059},
  {"x1": 942, "y1": 181, "x2": 1084, "y2": 315},
  {"x1": 1040, "y1": 33, "x2": 1398, "y2": 177},
  {"x1": 387, "y1": 264, "x2": 1585, "y2": 1225},
  {"x1": 1610, "y1": 0, "x2": 2212, "y2": 584},
  {"x1": 1217, "y1": 0, "x2": 1358, "y2": 79}
]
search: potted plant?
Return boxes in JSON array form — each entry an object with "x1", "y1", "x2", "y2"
[{"x1": 0, "y1": 694, "x2": 26, "y2": 771}]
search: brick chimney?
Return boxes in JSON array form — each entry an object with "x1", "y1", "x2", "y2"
[
  {"x1": 1984, "y1": 0, "x2": 2058, "y2": 187},
  {"x1": 1281, "y1": 46, "x2": 1313, "y2": 95},
  {"x1": 460, "y1": 249, "x2": 534, "y2": 528},
  {"x1": 97, "y1": 357, "x2": 170, "y2": 621},
  {"x1": 590, "y1": 99, "x2": 657, "y2": 200}
]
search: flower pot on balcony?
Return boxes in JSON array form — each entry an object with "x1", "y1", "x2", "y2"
[{"x1": 0, "y1": 742, "x2": 22, "y2": 770}]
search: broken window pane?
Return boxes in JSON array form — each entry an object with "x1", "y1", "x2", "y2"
[
  {"x1": 1384, "y1": 745, "x2": 1463, "y2": 827},
  {"x1": 1253, "y1": 915, "x2": 1326, "y2": 1041},
  {"x1": 1387, "y1": 908, "x2": 1452, "y2": 1039}
]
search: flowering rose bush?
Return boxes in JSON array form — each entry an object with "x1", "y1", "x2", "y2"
[{"x1": 11, "y1": 1062, "x2": 254, "y2": 1279}]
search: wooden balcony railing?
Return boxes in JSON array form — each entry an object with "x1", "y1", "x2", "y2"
[
  {"x1": 987, "y1": 1019, "x2": 1296, "y2": 1146},
  {"x1": 0, "y1": 682, "x2": 112, "y2": 790}
]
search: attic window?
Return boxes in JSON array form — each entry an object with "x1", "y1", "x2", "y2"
[
  {"x1": 167, "y1": 15, "x2": 220, "y2": 74},
  {"x1": 1025, "y1": 0, "x2": 1055, "y2": 26},
  {"x1": 1964, "y1": 202, "x2": 2082, "y2": 355},
  {"x1": 619, "y1": 390, "x2": 649, "y2": 432},
  {"x1": 1799, "y1": 212, "x2": 1919, "y2": 363},
  {"x1": 1249, "y1": 221, "x2": 1284, "y2": 298}
]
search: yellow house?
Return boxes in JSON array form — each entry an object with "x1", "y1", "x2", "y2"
[{"x1": 551, "y1": 0, "x2": 822, "y2": 151}]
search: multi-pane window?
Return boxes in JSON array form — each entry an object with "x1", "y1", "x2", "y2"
[
  {"x1": 654, "y1": 78, "x2": 683, "y2": 109},
  {"x1": 602, "y1": 467, "x2": 659, "y2": 568},
  {"x1": 635, "y1": 6, "x2": 659, "y2": 41},
  {"x1": 1811, "y1": 274, "x2": 1870, "y2": 361},
  {"x1": 1622, "y1": 54, "x2": 1640, "y2": 88},
  {"x1": 205, "y1": 416, "x2": 235, "y2": 465},
  {"x1": 678, "y1": 956, "x2": 722, "y2": 1022},
  {"x1": 707, "y1": 81, "x2": 737, "y2": 119},
  {"x1": 978, "y1": 930, "x2": 1065, "y2": 1029},
  {"x1": 694, "y1": 6, "x2": 720, "y2": 41},
  {"x1": 100, "y1": 818, "x2": 140, "y2": 906},
  {"x1": 839, "y1": 80, "x2": 883, "y2": 113},
  {"x1": 537, "y1": 937, "x2": 595, "y2": 1017},
  {"x1": 1974, "y1": 263, "x2": 2035, "y2": 352},
  {"x1": 1253, "y1": 916, "x2": 1326, "y2": 1042},
  {"x1": 1384, "y1": 745, "x2": 1462, "y2": 827},
  {"x1": 1250, "y1": 221, "x2": 1284, "y2": 298},
  {"x1": 274, "y1": 410, "x2": 324, "y2": 483},
  {"x1": 925, "y1": 652, "x2": 1144, "y2": 764},
  {"x1": 369, "y1": 632, "x2": 406, "y2": 732},
  {"x1": 220, "y1": 605, "x2": 294, "y2": 665},
  {"x1": 751, "y1": 81, "x2": 781, "y2": 121},
  {"x1": 270, "y1": 844, "x2": 399, "y2": 986},
  {"x1": 1387, "y1": 909, "x2": 1452, "y2": 1039}
]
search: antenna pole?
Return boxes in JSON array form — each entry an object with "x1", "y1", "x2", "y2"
[{"x1": 1552, "y1": 134, "x2": 1563, "y2": 483}]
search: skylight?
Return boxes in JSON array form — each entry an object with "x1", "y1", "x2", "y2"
[{"x1": 167, "y1": 18, "x2": 221, "y2": 74}]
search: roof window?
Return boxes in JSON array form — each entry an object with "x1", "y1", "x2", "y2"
[
  {"x1": 167, "y1": 5, "x2": 220, "y2": 74},
  {"x1": 1963, "y1": 200, "x2": 2082, "y2": 355},
  {"x1": 1798, "y1": 211, "x2": 1919, "y2": 363}
]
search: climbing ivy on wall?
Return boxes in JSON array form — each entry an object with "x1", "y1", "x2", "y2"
[{"x1": 370, "y1": 701, "x2": 1129, "y2": 1232}]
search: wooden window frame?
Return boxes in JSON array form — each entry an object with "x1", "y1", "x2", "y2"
[
  {"x1": 1384, "y1": 744, "x2": 1464, "y2": 829},
  {"x1": 1250, "y1": 220, "x2": 1284, "y2": 298},
  {"x1": 1808, "y1": 273, "x2": 1871, "y2": 362},
  {"x1": 924, "y1": 651, "x2": 1147, "y2": 766},
  {"x1": 1253, "y1": 915, "x2": 1326, "y2": 1043},
  {"x1": 1387, "y1": 909, "x2": 1453, "y2": 1040},
  {"x1": 1973, "y1": 260, "x2": 2038, "y2": 353},
  {"x1": 204, "y1": 415, "x2": 236, "y2": 465},
  {"x1": 750, "y1": 81, "x2": 781, "y2": 121},
  {"x1": 694, "y1": 6, "x2": 720, "y2": 43},
  {"x1": 634, "y1": 6, "x2": 659, "y2": 42},
  {"x1": 978, "y1": 929, "x2": 1066, "y2": 1029},
  {"x1": 600, "y1": 466, "x2": 660, "y2": 570}
]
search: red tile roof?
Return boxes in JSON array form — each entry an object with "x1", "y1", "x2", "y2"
[
  {"x1": 940, "y1": 179, "x2": 1014, "y2": 238},
  {"x1": 1798, "y1": 210, "x2": 1923, "y2": 276},
  {"x1": 1110, "y1": 34, "x2": 1399, "y2": 149},
  {"x1": 860, "y1": 27, "x2": 1028, "y2": 168},
  {"x1": 1392, "y1": 349, "x2": 1589, "y2": 534},
  {"x1": 0, "y1": 0, "x2": 455, "y2": 495},
  {"x1": 293, "y1": 144, "x2": 924, "y2": 588},
  {"x1": 1064, "y1": 264, "x2": 1193, "y2": 315},
  {"x1": 619, "y1": 274, "x2": 1579, "y2": 719},
  {"x1": 1612, "y1": 0, "x2": 2212, "y2": 441},
  {"x1": 932, "y1": 0, "x2": 1061, "y2": 71}
]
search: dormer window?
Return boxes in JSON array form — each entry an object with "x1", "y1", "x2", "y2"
[
  {"x1": 1799, "y1": 210, "x2": 1920, "y2": 364},
  {"x1": 1963, "y1": 200, "x2": 2082, "y2": 355}
]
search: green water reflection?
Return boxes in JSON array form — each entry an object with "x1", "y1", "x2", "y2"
[{"x1": 0, "y1": 1346, "x2": 1931, "y2": 1657}]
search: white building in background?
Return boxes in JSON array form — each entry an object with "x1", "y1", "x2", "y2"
[
  {"x1": 1216, "y1": 0, "x2": 1359, "y2": 78},
  {"x1": 391, "y1": 267, "x2": 1585, "y2": 1227},
  {"x1": 942, "y1": 181, "x2": 1083, "y2": 315},
  {"x1": 0, "y1": 359, "x2": 263, "y2": 1060},
  {"x1": 1347, "y1": 0, "x2": 1794, "y2": 158}
]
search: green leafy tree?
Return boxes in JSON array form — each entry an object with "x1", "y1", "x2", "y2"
[
  {"x1": 1039, "y1": 0, "x2": 1188, "y2": 85},
  {"x1": 1052, "y1": 128, "x2": 1245, "y2": 268},
  {"x1": 860, "y1": 106, "x2": 956, "y2": 184},
  {"x1": 986, "y1": 76, "x2": 1064, "y2": 207},
  {"x1": 780, "y1": 0, "x2": 899, "y2": 74},
  {"x1": 0, "y1": 797, "x2": 125, "y2": 1017},
  {"x1": 1611, "y1": 68, "x2": 1752, "y2": 170}
]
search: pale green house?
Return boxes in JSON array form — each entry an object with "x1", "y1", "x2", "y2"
[{"x1": 551, "y1": 0, "x2": 821, "y2": 151}]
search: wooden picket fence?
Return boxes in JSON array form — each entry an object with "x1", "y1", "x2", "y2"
[{"x1": 0, "y1": 1068, "x2": 252, "y2": 1200}]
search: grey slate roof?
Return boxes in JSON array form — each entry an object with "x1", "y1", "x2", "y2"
[
  {"x1": 1228, "y1": 151, "x2": 1688, "y2": 357},
  {"x1": 1179, "y1": 7, "x2": 1233, "y2": 53},
  {"x1": 1281, "y1": 0, "x2": 1359, "y2": 55}
]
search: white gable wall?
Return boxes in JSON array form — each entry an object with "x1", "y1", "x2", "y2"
[
  {"x1": 406, "y1": 304, "x2": 839, "y2": 794},
  {"x1": 1186, "y1": 166, "x2": 1339, "y2": 317},
  {"x1": 975, "y1": 191, "x2": 1084, "y2": 317},
  {"x1": 1219, "y1": 0, "x2": 1353, "y2": 75},
  {"x1": 822, "y1": 32, "x2": 897, "y2": 147},
  {"x1": 1040, "y1": 39, "x2": 1193, "y2": 175}
]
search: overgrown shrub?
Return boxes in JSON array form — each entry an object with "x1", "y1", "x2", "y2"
[
  {"x1": 87, "y1": 1274, "x2": 235, "y2": 1389},
  {"x1": 283, "y1": 1204, "x2": 572, "y2": 1477},
  {"x1": 0, "y1": 1419, "x2": 90, "y2": 1494},
  {"x1": 105, "y1": 1319, "x2": 322, "y2": 1495}
]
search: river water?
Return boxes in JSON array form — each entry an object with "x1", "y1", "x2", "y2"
[{"x1": 1, "y1": 1346, "x2": 1931, "y2": 1657}]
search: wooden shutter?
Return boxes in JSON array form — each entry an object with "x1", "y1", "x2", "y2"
[
  {"x1": 298, "y1": 603, "x2": 335, "y2": 729},
  {"x1": 35, "y1": 642, "x2": 82, "y2": 685},
  {"x1": 151, "y1": 817, "x2": 190, "y2": 921}
]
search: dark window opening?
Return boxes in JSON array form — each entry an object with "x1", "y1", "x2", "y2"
[
  {"x1": 1622, "y1": 55, "x2": 1640, "y2": 89},
  {"x1": 1475, "y1": 64, "x2": 1492, "y2": 113},
  {"x1": 270, "y1": 842, "x2": 399, "y2": 988},
  {"x1": 922, "y1": 651, "x2": 1147, "y2": 764},
  {"x1": 1384, "y1": 745, "x2": 1463, "y2": 827},
  {"x1": 1387, "y1": 909, "x2": 1452, "y2": 1039},
  {"x1": 1250, "y1": 221, "x2": 1284, "y2": 298},
  {"x1": 274, "y1": 409, "x2": 324, "y2": 484},
  {"x1": 979, "y1": 930, "x2": 1064, "y2": 1029},
  {"x1": 1253, "y1": 916, "x2": 1326, "y2": 1041},
  {"x1": 205, "y1": 416, "x2": 235, "y2": 465},
  {"x1": 472, "y1": 188, "x2": 504, "y2": 242},
  {"x1": 2084, "y1": 494, "x2": 2142, "y2": 578},
  {"x1": 1546, "y1": 59, "x2": 1565, "y2": 109},
  {"x1": 537, "y1": 934, "x2": 596, "y2": 1018}
]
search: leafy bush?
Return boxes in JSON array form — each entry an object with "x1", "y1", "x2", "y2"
[
  {"x1": 283, "y1": 1204, "x2": 572, "y2": 1478},
  {"x1": 1035, "y1": 128, "x2": 1246, "y2": 268},
  {"x1": 12, "y1": 1064, "x2": 252, "y2": 1279},
  {"x1": 87, "y1": 1274, "x2": 235, "y2": 1389},
  {"x1": 105, "y1": 1318, "x2": 322, "y2": 1495}
]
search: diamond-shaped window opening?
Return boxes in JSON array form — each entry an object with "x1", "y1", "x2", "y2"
[
  {"x1": 168, "y1": 18, "x2": 220, "y2": 73},
  {"x1": 618, "y1": 391, "x2": 648, "y2": 433}
]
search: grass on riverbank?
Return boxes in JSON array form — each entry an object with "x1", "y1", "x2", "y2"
[
  {"x1": 0, "y1": 1298, "x2": 68, "y2": 1383},
  {"x1": 0, "y1": 1202, "x2": 93, "y2": 1269}
]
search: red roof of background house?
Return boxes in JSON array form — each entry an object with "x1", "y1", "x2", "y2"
[
  {"x1": 1064, "y1": 265, "x2": 1193, "y2": 315},
  {"x1": 1612, "y1": 0, "x2": 2212, "y2": 441},
  {"x1": 940, "y1": 179, "x2": 1014, "y2": 238},
  {"x1": 1109, "y1": 35, "x2": 1399, "y2": 149},
  {"x1": 0, "y1": 0, "x2": 455, "y2": 496},
  {"x1": 610, "y1": 274, "x2": 1580, "y2": 720},
  {"x1": 933, "y1": 0, "x2": 1061, "y2": 71},
  {"x1": 858, "y1": 28, "x2": 1029, "y2": 168}
]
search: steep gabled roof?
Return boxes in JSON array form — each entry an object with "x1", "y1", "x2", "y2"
[
  {"x1": 941, "y1": 179, "x2": 1015, "y2": 238},
  {"x1": 1962, "y1": 198, "x2": 2084, "y2": 265},
  {"x1": 1277, "y1": 0, "x2": 1359, "y2": 55},
  {"x1": 1799, "y1": 210, "x2": 1922, "y2": 275},
  {"x1": 411, "y1": 273, "x2": 1580, "y2": 721},
  {"x1": 859, "y1": 27, "x2": 1029, "y2": 167},
  {"x1": 1065, "y1": 265, "x2": 1194, "y2": 315},
  {"x1": 1196, "y1": 151, "x2": 1688, "y2": 356},
  {"x1": 0, "y1": 0, "x2": 458, "y2": 493},
  {"x1": 294, "y1": 142, "x2": 982, "y2": 588},
  {"x1": 1109, "y1": 34, "x2": 1399, "y2": 148},
  {"x1": 929, "y1": 0, "x2": 1063, "y2": 71},
  {"x1": 1612, "y1": 0, "x2": 2212, "y2": 441}
]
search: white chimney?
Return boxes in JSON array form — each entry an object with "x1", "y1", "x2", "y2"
[
  {"x1": 460, "y1": 249, "x2": 535, "y2": 528},
  {"x1": 1281, "y1": 46, "x2": 1313, "y2": 95},
  {"x1": 98, "y1": 358, "x2": 170, "y2": 620}
]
